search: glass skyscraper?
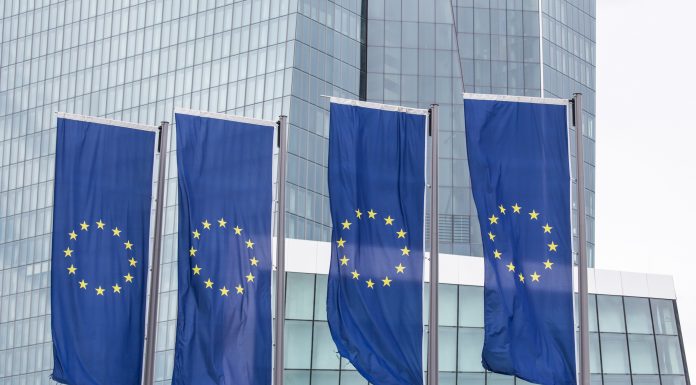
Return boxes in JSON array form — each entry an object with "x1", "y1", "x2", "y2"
[{"x1": 0, "y1": 1, "x2": 687, "y2": 385}]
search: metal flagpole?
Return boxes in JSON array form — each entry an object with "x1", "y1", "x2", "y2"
[
  {"x1": 572, "y1": 94, "x2": 590, "y2": 385},
  {"x1": 427, "y1": 104, "x2": 439, "y2": 385},
  {"x1": 273, "y1": 115, "x2": 288, "y2": 385},
  {"x1": 142, "y1": 121, "x2": 169, "y2": 385}
]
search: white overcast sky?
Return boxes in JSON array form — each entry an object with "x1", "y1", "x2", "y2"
[{"x1": 596, "y1": 0, "x2": 696, "y2": 373}]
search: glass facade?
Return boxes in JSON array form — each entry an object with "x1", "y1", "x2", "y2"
[{"x1": 0, "y1": 1, "x2": 686, "y2": 385}]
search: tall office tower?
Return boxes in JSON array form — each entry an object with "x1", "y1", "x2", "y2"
[{"x1": 0, "y1": 1, "x2": 687, "y2": 385}]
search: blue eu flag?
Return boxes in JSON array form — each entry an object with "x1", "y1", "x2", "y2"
[
  {"x1": 172, "y1": 110, "x2": 274, "y2": 385},
  {"x1": 464, "y1": 95, "x2": 576, "y2": 385},
  {"x1": 51, "y1": 115, "x2": 156, "y2": 385},
  {"x1": 327, "y1": 100, "x2": 426, "y2": 385}
]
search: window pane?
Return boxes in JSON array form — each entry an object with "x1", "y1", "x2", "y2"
[
  {"x1": 284, "y1": 370, "x2": 310, "y2": 385},
  {"x1": 624, "y1": 297, "x2": 653, "y2": 334},
  {"x1": 487, "y1": 372, "x2": 514, "y2": 385},
  {"x1": 597, "y1": 295, "x2": 625, "y2": 333},
  {"x1": 459, "y1": 286, "x2": 483, "y2": 327},
  {"x1": 590, "y1": 332, "x2": 602, "y2": 373},
  {"x1": 600, "y1": 333, "x2": 630, "y2": 374},
  {"x1": 310, "y1": 370, "x2": 338, "y2": 385},
  {"x1": 632, "y1": 375, "x2": 660, "y2": 385},
  {"x1": 457, "y1": 327, "x2": 484, "y2": 372},
  {"x1": 628, "y1": 334, "x2": 658, "y2": 374},
  {"x1": 439, "y1": 284, "x2": 458, "y2": 326},
  {"x1": 439, "y1": 326, "x2": 457, "y2": 371},
  {"x1": 603, "y1": 374, "x2": 631, "y2": 385},
  {"x1": 656, "y1": 335, "x2": 684, "y2": 374},
  {"x1": 458, "y1": 372, "x2": 485, "y2": 385},
  {"x1": 340, "y1": 370, "x2": 368, "y2": 385},
  {"x1": 285, "y1": 320, "x2": 312, "y2": 369},
  {"x1": 660, "y1": 375, "x2": 687, "y2": 385},
  {"x1": 312, "y1": 322, "x2": 340, "y2": 369},
  {"x1": 285, "y1": 273, "x2": 315, "y2": 320},
  {"x1": 651, "y1": 299, "x2": 677, "y2": 335}
]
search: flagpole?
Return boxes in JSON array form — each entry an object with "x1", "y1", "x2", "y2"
[
  {"x1": 142, "y1": 121, "x2": 169, "y2": 385},
  {"x1": 273, "y1": 115, "x2": 288, "y2": 385},
  {"x1": 427, "y1": 104, "x2": 439, "y2": 385},
  {"x1": 573, "y1": 93, "x2": 590, "y2": 385}
]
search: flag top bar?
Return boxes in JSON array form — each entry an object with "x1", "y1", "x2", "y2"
[
  {"x1": 325, "y1": 95, "x2": 429, "y2": 116},
  {"x1": 174, "y1": 107, "x2": 277, "y2": 127},
  {"x1": 55, "y1": 112, "x2": 159, "y2": 133},
  {"x1": 463, "y1": 93, "x2": 569, "y2": 106}
]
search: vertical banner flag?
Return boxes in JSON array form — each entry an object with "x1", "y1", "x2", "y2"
[
  {"x1": 173, "y1": 109, "x2": 274, "y2": 385},
  {"x1": 464, "y1": 94, "x2": 576, "y2": 385},
  {"x1": 327, "y1": 98, "x2": 427, "y2": 385},
  {"x1": 51, "y1": 114, "x2": 156, "y2": 385}
]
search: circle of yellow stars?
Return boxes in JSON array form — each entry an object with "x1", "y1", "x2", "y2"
[
  {"x1": 487, "y1": 203, "x2": 556, "y2": 284},
  {"x1": 189, "y1": 218, "x2": 256, "y2": 297},
  {"x1": 64, "y1": 219, "x2": 137, "y2": 296},
  {"x1": 337, "y1": 208, "x2": 409, "y2": 289}
]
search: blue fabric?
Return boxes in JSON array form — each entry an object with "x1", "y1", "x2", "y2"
[
  {"x1": 51, "y1": 118, "x2": 155, "y2": 385},
  {"x1": 465, "y1": 98, "x2": 576, "y2": 385},
  {"x1": 327, "y1": 102, "x2": 426, "y2": 385},
  {"x1": 172, "y1": 113, "x2": 273, "y2": 385}
]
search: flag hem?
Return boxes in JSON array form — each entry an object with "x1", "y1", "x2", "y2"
[
  {"x1": 462, "y1": 92, "x2": 570, "y2": 106},
  {"x1": 327, "y1": 96, "x2": 429, "y2": 115},
  {"x1": 174, "y1": 107, "x2": 278, "y2": 127},
  {"x1": 54, "y1": 111, "x2": 159, "y2": 132}
]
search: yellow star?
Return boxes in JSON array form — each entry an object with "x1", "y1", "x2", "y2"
[
  {"x1": 192, "y1": 265, "x2": 202, "y2": 275},
  {"x1": 506, "y1": 262, "x2": 515, "y2": 272},
  {"x1": 547, "y1": 241, "x2": 558, "y2": 252},
  {"x1": 401, "y1": 246, "x2": 410, "y2": 256},
  {"x1": 488, "y1": 232, "x2": 496, "y2": 241},
  {"x1": 382, "y1": 276, "x2": 392, "y2": 286},
  {"x1": 366, "y1": 279, "x2": 375, "y2": 289},
  {"x1": 67, "y1": 264, "x2": 77, "y2": 275},
  {"x1": 384, "y1": 216, "x2": 394, "y2": 225},
  {"x1": 189, "y1": 246, "x2": 197, "y2": 257},
  {"x1": 489, "y1": 214, "x2": 499, "y2": 224},
  {"x1": 518, "y1": 273, "x2": 525, "y2": 283},
  {"x1": 340, "y1": 256, "x2": 349, "y2": 266},
  {"x1": 499, "y1": 205, "x2": 507, "y2": 214},
  {"x1": 395, "y1": 263, "x2": 406, "y2": 273},
  {"x1": 202, "y1": 220, "x2": 211, "y2": 230},
  {"x1": 543, "y1": 223, "x2": 553, "y2": 233},
  {"x1": 204, "y1": 278, "x2": 214, "y2": 288},
  {"x1": 218, "y1": 218, "x2": 227, "y2": 228},
  {"x1": 493, "y1": 249, "x2": 502, "y2": 259},
  {"x1": 192, "y1": 229, "x2": 201, "y2": 239},
  {"x1": 351, "y1": 270, "x2": 360, "y2": 279},
  {"x1": 512, "y1": 203, "x2": 522, "y2": 214},
  {"x1": 246, "y1": 272, "x2": 255, "y2": 282},
  {"x1": 68, "y1": 231, "x2": 77, "y2": 240},
  {"x1": 96, "y1": 286, "x2": 105, "y2": 296},
  {"x1": 124, "y1": 240, "x2": 133, "y2": 250},
  {"x1": 129, "y1": 257, "x2": 137, "y2": 267},
  {"x1": 544, "y1": 259, "x2": 554, "y2": 269},
  {"x1": 529, "y1": 210, "x2": 540, "y2": 220},
  {"x1": 220, "y1": 286, "x2": 229, "y2": 296},
  {"x1": 336, "y1": 238, "x2": 346, "y2": 248},
  {"x1": 112, "y1": 284, "x2": 122, "y2": 293},
  {"x1": 235, "y1": 285, "x2": 244, "y2": 294},
  {"x1": 246, "y1": 239, "x2": 254, "y2": 249},
  {"x1": 355, "y1": 209, "x2": 363, "y2": 219},
  {"x1": 63, "y1": 247, "x2": 73, "y2": 257},
  {"x1": 342, "y1": 219, "x2": 352, "y2": 229},
  {"x1": 250, "y1": 257, "x2": 259, "y2": 266},
  {"x1": 112, "y1": 227, "x2": 121, "y2": 237},
  {"x1": 124, "y1": 273, "x2": 134, "y2": 283},
  {"x1": 396, "y1": 229, "x2": 407, "y2": 238},
  {"x1": 367, "y1": 209, "x2": 377, "y2": 219},
  {"x1": 80, "y1": 221, "x2": 89, "y2": 231},
  {"x1": 79, "y1": 279, "x2": 88, "y2": 289},
  {"x1": 233, "y1": 226, "x2": 243, "y2": 235},
  {"x1": 96, "y1": 220, "x2": 105, "y2": 230},
  {"x1": 530, "y1": 272, "x2": 541, "y2": 282}
]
